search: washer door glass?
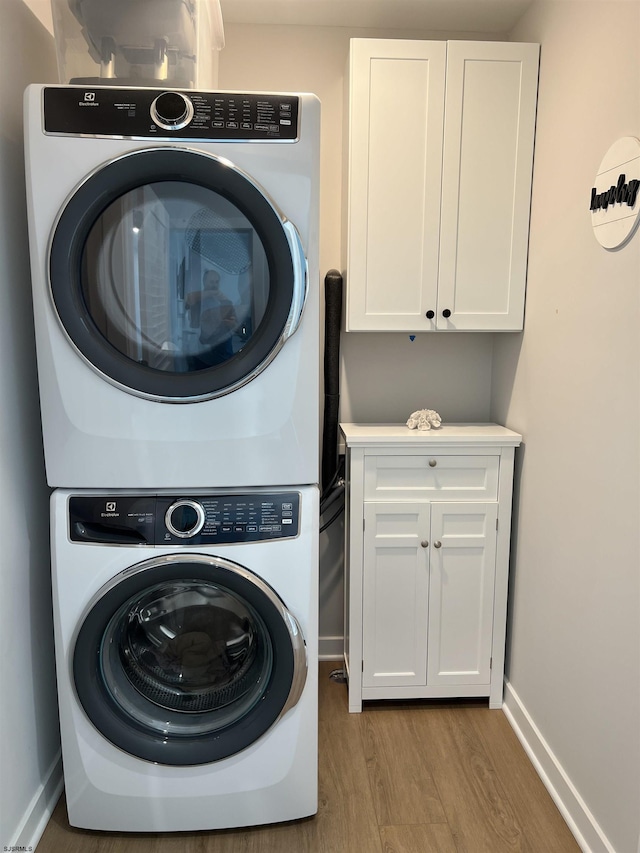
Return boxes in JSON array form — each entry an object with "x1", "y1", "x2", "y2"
[
  {"x1": 50, "y1": 148, "x2": 306, "y2": 401},
  {"x1": 73, "y1": 556, "x2": 307, "y2": 765}
]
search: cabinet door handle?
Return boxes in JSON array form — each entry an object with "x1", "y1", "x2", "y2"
[
  {"x1": 426, "y1": 310, "x2": 435, "y2": 319},
  {"x1": 434, "y1": 540, "x2": 442, "y2": 549},
  {"x1": 428, "y1": 459, "x2": 437, "y2": 468},
  {"x1": 442, "y1": 308, "x2": 452, "y2": 318},
  {"x1": 421, "y1": 540, "x2": 429, "y2": 548}
]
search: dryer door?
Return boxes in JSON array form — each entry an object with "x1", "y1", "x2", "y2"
[
  {"x1": 49, "y1": 148, "x2": 307, "y2": 401},
  {"x1": 72, "y1": 554, "x2": 307, "y2": 765}
]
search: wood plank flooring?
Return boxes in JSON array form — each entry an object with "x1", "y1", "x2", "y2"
[{"x1": 37, "y1": 662, "x2": 580, "y2": 852}]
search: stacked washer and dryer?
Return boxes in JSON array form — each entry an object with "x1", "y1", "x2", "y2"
[{"x1": 24, "y1": 84, "x2": 321, "y2": 832}]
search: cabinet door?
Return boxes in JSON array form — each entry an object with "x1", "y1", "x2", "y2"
[
  {"x1": 427, "y1": 502, "x2": 498, "y2": 686},
  {"x1": 362, "y1": 502, "x2": 430, "y2": 688},
  {"x1": 345, "y1": 39, "x2": 446, "y2": 331},
  {"x1": 437, "y1": 41, "x2": 539, "y2": 331}
]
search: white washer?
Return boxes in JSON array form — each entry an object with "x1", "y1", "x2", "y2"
[
  {"x1": 24, "y1": 85, "x2": 320, "y2": 489},
  {"x1": 51, "y1": 485, "x2": 318, "y2": 831}
]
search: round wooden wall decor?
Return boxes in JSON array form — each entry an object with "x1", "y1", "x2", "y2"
[{"x1": 590, "y1": 136, "x2": 640, "y2": 249}]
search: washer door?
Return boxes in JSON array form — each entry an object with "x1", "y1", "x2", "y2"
[
  {"x1": 72, "y1": 554, "x2": 307, "y2": 765},
  {"x1": 49, "y1": 148, "x2": 307, "y2": 402}
]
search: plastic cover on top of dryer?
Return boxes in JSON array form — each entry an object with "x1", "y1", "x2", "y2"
[{"x1": 51, "y1": 0, "x2": 225, "y2": 89}]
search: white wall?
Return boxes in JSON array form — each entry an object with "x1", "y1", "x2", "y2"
[
  {"x1": 0, "y1": 2, "x2": 61, "y2": 849},
  {"x1": 492, "y1": 3, "x2": 640, "y2": 851}
]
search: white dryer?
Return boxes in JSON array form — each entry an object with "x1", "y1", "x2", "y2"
[
  {"x1": 50, "y1": 485, "x2": 318, "y2": 831},
  {"x1": 24, "y1": 85, "x2": 320, "y2": 489}
]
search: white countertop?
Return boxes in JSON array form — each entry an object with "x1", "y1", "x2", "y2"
[{"x1": 339, "y1": 422, "x2": 522, "y2": 447}]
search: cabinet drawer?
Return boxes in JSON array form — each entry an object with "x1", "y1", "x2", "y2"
[{"x1": 363, "y1": 455, "x2": 499, "y2": 501}]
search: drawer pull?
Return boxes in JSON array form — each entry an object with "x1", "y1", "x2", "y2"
[
  {"x1": 428, "y1": 459, "x2": 437, "y2": 468},
  {"x1": 420, "y1": 540, "x2": 429, "y2": 548},
  {"x1": 434, "y1": 540, "x2": 442, "y2": 549}
]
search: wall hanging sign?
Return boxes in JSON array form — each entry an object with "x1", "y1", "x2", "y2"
[{"x1": 590, "y1": 136, "x2": 640, "y2": 249}]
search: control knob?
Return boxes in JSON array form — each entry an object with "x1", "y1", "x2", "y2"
[
  {"x1": 150, "y1": 91, "x2": 194, "y2": 131},
  {"x1": 165, "y1": 499, "x2": 205, "y2": 538}
]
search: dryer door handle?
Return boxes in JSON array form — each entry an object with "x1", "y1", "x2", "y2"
[{"x1": 282, "y1": 219, "x2": 308, "y2": 340}]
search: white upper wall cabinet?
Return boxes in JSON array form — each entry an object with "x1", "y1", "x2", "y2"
[{"x1": 343, "y1": 39, "x2": 540, "y2": 332}]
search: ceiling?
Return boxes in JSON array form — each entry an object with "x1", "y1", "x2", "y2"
[{"x1": 218, "y1": 0, "x2": 536, "y2": 33}]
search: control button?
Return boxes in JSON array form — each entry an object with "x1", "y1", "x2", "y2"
[
  {"x1": 150, "y1": 91, "x2": 194, "y2": 131},
  {"x1": 282, "y1": 518, "x2": 293, "y2": 525},
  {"x1": 165, "y1": 499, "x2": 205, "y2": 538}
]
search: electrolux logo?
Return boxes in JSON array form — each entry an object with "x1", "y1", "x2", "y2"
[
  {"x1": 101, "y1": 501, "x2": 119, "y2": 518},
  {"x1": 79, "y1": 91, "x2": 99, "y2": 107}
]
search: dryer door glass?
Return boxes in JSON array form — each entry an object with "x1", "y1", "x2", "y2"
[
  {"x1": 49, "y1": 149, "x2": 305, "y2": 401},
  {"x1": 73, "y1": 556, "x2": 307, "y2": 766},
  {"x1": 81, "y1": 182, "x2": 269, "y2": 374}
]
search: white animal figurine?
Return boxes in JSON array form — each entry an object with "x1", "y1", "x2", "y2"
[{"x1": 406, "y1": 409, "x2": 442, "y2": 431}]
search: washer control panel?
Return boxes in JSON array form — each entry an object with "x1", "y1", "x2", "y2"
[
  {"x1": 69, "y1": 492, "x2": 301, "y2": 546},
  {"x1": 43, "y1": 86, "x2": 299, "y2": 141}
]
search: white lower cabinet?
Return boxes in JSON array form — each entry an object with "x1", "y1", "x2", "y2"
[
  {"x1": 363, "y1": 500, "x2": 498, "y2": 691},
  {"x1": 341, "y1": 424, "x2": 522, "y2": 712}
]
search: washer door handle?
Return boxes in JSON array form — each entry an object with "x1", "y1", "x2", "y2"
[{"x1": 282, "y1": 219, "x2": 308, "y2": 340}]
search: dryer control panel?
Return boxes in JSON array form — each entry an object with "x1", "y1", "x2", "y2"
[
  {"x1": 69, "y1": 492, "x2": 301, "y2": 546},
  {"x1": 43, "y1": 86, "x2": 299, "y2": 141}
]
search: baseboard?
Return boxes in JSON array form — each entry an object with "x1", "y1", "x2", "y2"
[
  {"x1": 10, "y1": 750, "x2": 63, "y2": 852},
  {"x1": 318, "y1": 635, "x2": 343, "y2": 661},
  {"x1": 503, "y1": 679, "x2": 615, "y2": 853}
]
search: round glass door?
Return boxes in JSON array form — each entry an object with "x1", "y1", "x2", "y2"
[
  {"x1": 83, "y1": 182, "x2": 269, "y2": 374},
  {"x1": 73, "y1": 555, "x2": 307, "y2": 765},
  {"x1": 50, "y1": 148, "x2": 305, "y2": 401}
]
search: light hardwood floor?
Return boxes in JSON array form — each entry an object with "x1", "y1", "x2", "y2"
[{"x1": 38, "y1": 662, "x2": 580, "y2": 852}]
